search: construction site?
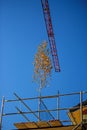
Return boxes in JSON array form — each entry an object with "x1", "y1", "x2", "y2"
[{"x1": 0, "y1": 0, "x2": 87, "y2": 130}]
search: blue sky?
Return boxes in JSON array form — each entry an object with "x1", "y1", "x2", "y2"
[{"x1": 0, "y1": 0, "x2": 87, "y2": 129}]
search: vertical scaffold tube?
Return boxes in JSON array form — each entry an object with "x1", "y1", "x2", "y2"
[{"x1": 0, "y1": 97, "x2": 5, "y2": 130}]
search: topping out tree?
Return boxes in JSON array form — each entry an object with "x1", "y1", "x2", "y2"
[{"x1": 33, "y1": 41, "x2": 52, "y2": 89}]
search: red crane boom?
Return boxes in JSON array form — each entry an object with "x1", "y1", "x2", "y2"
[{"x1": 41, "y1": 0, "x2": 60, "y2": 72}]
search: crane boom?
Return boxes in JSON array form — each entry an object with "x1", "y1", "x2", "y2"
[{"x1": 41, "y1": 0, "x2": 60, "y2": 72}]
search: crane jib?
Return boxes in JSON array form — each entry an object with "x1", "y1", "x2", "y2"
[{"x1": 41, "y1": 0, "x2": 60, "y2": 72}]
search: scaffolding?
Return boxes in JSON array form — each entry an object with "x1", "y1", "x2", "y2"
[{"x1": 0, "y1": 91, "x2": 87, "y2": 130}]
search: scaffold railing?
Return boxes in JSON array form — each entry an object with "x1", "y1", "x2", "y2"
[{"x1": 0, "y1": 91, "x2": 87, "y2": 130}]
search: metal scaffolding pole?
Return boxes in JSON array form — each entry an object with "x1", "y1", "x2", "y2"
[
  {"x1": 14, "y1": 93, "x2": 40, "y2": 121},
  {"x1": 15, "y1": 107, "x2": 40, "y2": 128},
  {"x1": 72, "y1": 91, "x2": 84, "y2": 130},
  {"x1": 40, "y1": 99, "x2": 55, "y2": 120},
  {"x1": 0, "y1": 97, "x2": 5, "y2": 130},
  {"x1": 38, "y1": 87, "x2": 41, "y2": 122},
  {"x1": 4, "y1": 91, "x2": 87, "y2": 103},
  {"x1": 15, "y1": 107, "x2": 30, "y2": 122},
  {"x1": 57, "y1": 91, "x2": 60, "y2": 120},
  {"x1": 80, "y1": 91, "x2": 83, "y2": 128}
]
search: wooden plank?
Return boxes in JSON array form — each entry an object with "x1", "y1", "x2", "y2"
[
  {"x1": 14, "y1": 120, "x2": 62, "y2": 129},
  {"x1": 14, "y1": 122, "x2": 38, "y2": 129},
  {"x1": 14, "y1": 122, "x2": 28, "y2": 129},
  {"x1": 14, "y1": 125, "x2": 85, "y2": 130},
  {"x1": 49, "y1": 120, "x2": 62, "y2": 127}
]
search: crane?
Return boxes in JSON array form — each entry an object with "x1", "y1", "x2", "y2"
[{"x1": 41, "y1": 0, "x2": 60, "y2": 72}]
